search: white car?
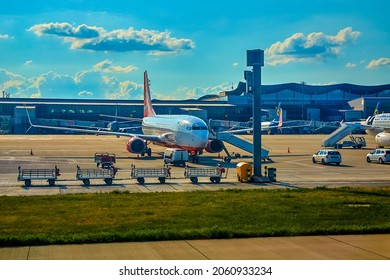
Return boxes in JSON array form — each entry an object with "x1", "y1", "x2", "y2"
[
  {"x1": 312, "y1": 149, "x2": 342, "y2": 165},
  {"x1": 366, "y1": 149, "x2": 390, "y2": 164}
]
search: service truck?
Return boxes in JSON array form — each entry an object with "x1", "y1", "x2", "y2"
[{"x1": 163, "y1": 148, "x2": 189, "y2": 166}]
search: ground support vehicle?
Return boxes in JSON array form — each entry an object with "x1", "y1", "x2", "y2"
[
  {"x1": 334, "y1": 135, "x2": 366, "y2": 149},
  {"x1": 76, "y1": 166, "x2": 116, "y2": 186},
  {"x1": 94, "y1": 152, "x2": 116, "y2": 168},
  {"x1": 17, "y1": 166, "x2": 60, "y2": 187},
  {"x1": 184, "y1": 166, "x2": 227, "y2": 183},
  {"x1": 130, "y1": 164, "x2": 169, "y2": 184},
  {"x1": 163, "y1": 148, "x2": 189, "y2": 166}
]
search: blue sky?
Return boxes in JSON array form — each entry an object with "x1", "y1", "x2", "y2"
[{"x1": 0, "y1": 0, "x2": 389, "y2": 100}]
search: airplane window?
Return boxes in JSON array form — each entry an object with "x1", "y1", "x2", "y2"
[{"x1": 192, "y1": 124, "x2": 207, "y2": 130}]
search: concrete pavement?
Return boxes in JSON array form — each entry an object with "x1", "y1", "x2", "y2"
[{"x1": 1, "y1": 234, "x2": 389, "y2": 260}]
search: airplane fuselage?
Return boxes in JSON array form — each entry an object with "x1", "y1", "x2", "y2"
[
  {"x1": 142, "y1": 115, "x2": 209, "y2": 153},
  {"x1": 365, "y1": 113, "x2": 390, "y2": 146}
]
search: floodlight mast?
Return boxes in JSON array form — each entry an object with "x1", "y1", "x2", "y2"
[{"x1": 246, "y1": 49, "x2": 264, "y2": 179}]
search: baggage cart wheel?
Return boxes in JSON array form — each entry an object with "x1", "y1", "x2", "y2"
[
  {"x1": 48, "y1": 179, "x2": 55, "y2": 186},
  {"x1": 83, "y1": 179, "x2": 90, "y2": 186},
  {"x1": 104, "y1": 178, "x2": 113, "y2": 185},
  {"x1": 190, "y1": 177, "x2": 198, "y2": 183},
  {"x1": 137, "y1": 177, "x2": 145, "y2": 184},
  {"x1": 25, "y1": 179, "x2": 31, "y2": 187},
  {"x1": 158, "y1": 177, "x2": 166, "y2": 183}
]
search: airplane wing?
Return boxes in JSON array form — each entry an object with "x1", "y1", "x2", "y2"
[
  {"x1": 26, "y1": 109, "x2": 161, "y2": 142},
  {"x1": 99, "y1": 114, "x2": 143, "y2": 122}
]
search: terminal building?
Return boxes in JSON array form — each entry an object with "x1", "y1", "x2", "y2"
[{"x1": 1, "y1": 81, "x2": 390, "y2": 134}]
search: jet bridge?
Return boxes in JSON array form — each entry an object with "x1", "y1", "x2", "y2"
[{"x1": 321, "y1": 122, "x2": 362, "y2": 148}]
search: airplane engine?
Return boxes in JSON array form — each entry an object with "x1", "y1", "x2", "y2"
[
  {"x1": 108, "y1": 121, "x2": 120, "y2": 132},
  {"x1": 375, "y1": 132, "x2": 390, "y2": 147},
  {"x1": 126, "y1": 137, "x2": 146, "y2": 154},
  {"x1": 205, "y1": 139, "x2": 224, "y2": 153}
]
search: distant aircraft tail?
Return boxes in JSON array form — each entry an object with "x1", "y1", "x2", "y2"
[
  {"x1": 143, "y1": 71, "x2": 156, "y2": 117},
  {"x1": 278, "y1": 108, "x2": 283, "y2": 128},
  {"x1": 271, "y1": 102, "x2": 283, "y2": 127},
  {"x1": 374, "y1": 101, "x2": 380, "y2": 115}
]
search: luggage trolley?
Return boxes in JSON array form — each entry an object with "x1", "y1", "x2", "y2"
[
  {"x1": 76, "y1": 165, "x2": 116, "y2": 186},
  {"x1": 130, "y1": 164, "x2": 169, "y2": 184},
  {"x1": 17, "y1": 166, "x2": 60, "y2": 187},
  {"x1": 184, "y1": 164, "x2": 227, "y2": 183}
]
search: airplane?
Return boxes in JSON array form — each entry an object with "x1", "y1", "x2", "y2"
[
  {"x1": 219, "y1": 102, "x2": 312, "y2": 135},
  {"x1": 361, "y1": 102, "x2": 390, "y2": 147},
  {"x1": 26, "y1": 71, "x2": 226, "y2": 160},
  {"x1": 259, "y1": 102, "x2": 283, "y2": 134}
]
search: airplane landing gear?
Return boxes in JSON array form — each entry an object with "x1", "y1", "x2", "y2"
[
  {"x1": 190, "y1": 152, "x2": 199, "y2": 163},
  {"x1": 141, "y1": 147, "x2": 152, "y2": 157}
]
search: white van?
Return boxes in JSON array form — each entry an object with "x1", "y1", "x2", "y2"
[{"x1": 164, "y1": 148, "x2": 189, "y2": 166}]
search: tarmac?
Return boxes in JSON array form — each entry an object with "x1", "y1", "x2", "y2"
[{"x1": 0, "y1": 134, "x2": 389, "y2": 260}]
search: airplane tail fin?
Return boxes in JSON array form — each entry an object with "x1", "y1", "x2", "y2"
[
  {"x1": 143, "y1": 71, "x2": 156, "y2": 117},
  {"x1": 374, "y1": 101, "x2": 380, "y2": 115},
  {"x1": 278, "y1": 108, "x2": 283, "y2": 128},
  {"x1": 273, "y1": 102, "x2": 282, "y2": 127}
]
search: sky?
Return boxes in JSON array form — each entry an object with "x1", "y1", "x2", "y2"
[{"x1": 0, "y1": 0, "x2": 389, "y2": 100}]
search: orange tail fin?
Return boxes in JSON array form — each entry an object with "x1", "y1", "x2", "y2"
[{"x1": 143, "y1": 71, "x2": 156, "y2": 117}]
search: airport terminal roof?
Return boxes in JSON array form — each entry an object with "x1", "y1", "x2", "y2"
[{"x1": 223, "y1": 82, "x2": 390, "y2": 96}]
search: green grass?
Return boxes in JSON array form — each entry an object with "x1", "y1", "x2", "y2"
[{"x1": 0, "y1": 187, "x2": 389, "y2": 246}]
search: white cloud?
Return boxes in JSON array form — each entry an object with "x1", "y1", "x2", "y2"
[
  {"x1": 366, "y1": 57, "x2": 390, "y2": 69},
  {"x1": 346, "y1": 62, "x2": 356, "y2": 68},
  {"x1": 0, "y1": 64, "x2": 148, "y2": 99},
  {"x1": 24, "y1": 60, "x2": 33, "y2": 66},
  {"x1": 28, "y1": 23, "x2": 195, "y2": 55},
  {"x1": 93, "y1": 60, "x2": 138, "y2": 73},
  {"x1": 266, "y1": 27, "x2": 361, "y2": 65},
  {"x1": 28, "y1": 22, "x2": 103, "y2": 39},
  {"x1": 78, "y1": 90, "x2": 94, "y2": 96},
  {"x1": 173, "y1": 83, "x2": 233, "y2": 100},
  {"x1": 232, "y1": 62, "x2": 239, "y2": 67},
  {"x1": 0, "y1": 34, "x2": 10, "y2": 39}
]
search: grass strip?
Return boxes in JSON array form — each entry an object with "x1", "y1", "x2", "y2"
[{"x1": 0, "y1": 187, "x2": 389, "y2": 246}]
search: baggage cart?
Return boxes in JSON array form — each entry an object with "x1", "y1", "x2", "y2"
[
  {"x1": 17, "y1": 166, "x2": 60, "y2": 187},
  {"x1": 184, "y1": 165, "x2": 227, "y2": 183},
  {"x1": 76, "y1": 166, "x2": 116, "y2": 186},
  {"x1": 130, "y1": 164, "x2": 169, "y2": 184},
  {"x1": 94, "y1": 152, "x2": 116, "y2": 168}
]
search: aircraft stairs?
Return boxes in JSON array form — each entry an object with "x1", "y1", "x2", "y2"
[
  {"x1": 321, "y1": 122, "x2": 362, "y2": 148},
  {"x1": 213, "y1": 132, "x2": 270, "y2": 161}
]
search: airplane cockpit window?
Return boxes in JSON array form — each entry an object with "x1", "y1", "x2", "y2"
[{"x1": 192, "y1": 124, "x2": 207, "y2": 130}]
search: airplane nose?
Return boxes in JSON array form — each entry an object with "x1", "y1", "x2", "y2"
[{"x1": 191, "y1": 131, "x2": 208, "y2": 146}]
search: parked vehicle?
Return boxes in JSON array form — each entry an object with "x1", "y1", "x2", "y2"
[
  {"x1": 312, "y1": 149, "x2": 342, "y2": 165},
  {"x1": 163, "y1": 148, "x2": 189, "y2": 166},
  {"x1": 366, "y1": 149, "x2": 390, "y2": 164},
  {"x1": 94, "y1": 152, "x2": 116, "y2": 168}
]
